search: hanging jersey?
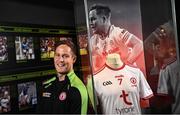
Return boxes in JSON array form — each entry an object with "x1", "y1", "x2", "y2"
[
  {"x1": 93, "y1": 64, "x2": 153, "y2": 114},
  {"x1": 157, "y1": 59, "x2": 180, "y2": 113}
]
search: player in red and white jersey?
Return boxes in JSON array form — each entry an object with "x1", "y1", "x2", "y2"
[
  {"x1": 93, "y1": 53, "x2": 153, "y2": 114},
  {"x1": 89, "y1": 4, "x2": 144, "y2": 73}
]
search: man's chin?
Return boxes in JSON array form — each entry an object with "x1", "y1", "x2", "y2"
[
  {"x1": 57, "y1": 71, "x2": 68, "y2": 75},
  {"x1": 91, "y1": 30, "x2": 96, "y2": 34}
]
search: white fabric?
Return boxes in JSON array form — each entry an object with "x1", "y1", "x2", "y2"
[
  {"x1": 93, "y1": 64, "x2": 153, "y2": 114},
  {"x1": 91, "y1": 25, "x2": 133, "y2": 60},
  {"x1": 157, "y1": 60, "x2": 180, "y2": 113}
]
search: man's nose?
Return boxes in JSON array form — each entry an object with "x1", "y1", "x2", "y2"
[
  {"x1": 89, "y1": 21, "x2": 92, "y2": 25},
  {"x1": 59, "y1": 56, "x2": 64, "y2": 61},
  {"x1": 56, "y1": 56, "x2": 64, "y2": 62},
  {"x1": 89, "y1": 20, "x2": 93, "y2": 24}
]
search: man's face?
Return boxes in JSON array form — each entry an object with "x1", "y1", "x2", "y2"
[
  {"x1": 54, "y1": 45, "x2": 76, "y2": 74},
  {"x1": 89, "y1": 9, "x2": 105, "y2": 34}
]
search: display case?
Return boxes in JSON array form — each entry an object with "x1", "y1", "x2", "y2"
[{"x1": 80, "y1": 0, "x2": 179, "y2": 114}]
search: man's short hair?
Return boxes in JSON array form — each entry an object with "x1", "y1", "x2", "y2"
[
  {"x1": 55, "y1": 40, "x2": 77, "y2": 56},
  {"x1": 90, "y1": 4, "x2": 111, "y2": 18}
]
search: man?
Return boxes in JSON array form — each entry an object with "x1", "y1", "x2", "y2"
[
  {"x1": 89, "y1": 4, "x2": 144, "y2": 73},
  {"x1": 144, "y1": 20, "x2": 176, "y2": 59},
  {"x1": 38, "y1": 40, "x2": 88, "y2": 114},
  {"x1": 147, "y1": 20, "x2": 180, "y2": 114}
]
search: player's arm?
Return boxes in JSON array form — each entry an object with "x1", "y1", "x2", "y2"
[{"x1": 125, "y1": 34, "x2": 143, "y2": 64}]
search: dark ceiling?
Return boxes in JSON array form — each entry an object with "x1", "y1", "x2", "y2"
[{"x1": 3, "y1": 0, "x2": 74, "y2": 10}]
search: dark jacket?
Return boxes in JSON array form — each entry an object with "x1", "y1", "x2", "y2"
[{"x1": 37, "y1": 70, "x2": 88, "y2": 114}]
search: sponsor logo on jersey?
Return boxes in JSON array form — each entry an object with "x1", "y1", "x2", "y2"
[
  {"x1": 103, "y1": 81, "x2": 113, "y2": 86},
  {"x1": 130, "y1": 77, "x2": 137, "y2": 87},
  {"x1": 120, "y1": 90, "x2": 132, "y2": 105},
  {"x1": 59, "y1": 92, "x2": 67, "y2": 101},
  {"x1": 115, "y1": 106, "x2": 135, "y2": 114},
  {"x1": 42, "y1": 92, "x2": 51, "y2": 97}
]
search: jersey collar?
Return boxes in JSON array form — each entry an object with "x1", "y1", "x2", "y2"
[{"x1": 106, "y1": 63, "x2": 125, "y2": 70}]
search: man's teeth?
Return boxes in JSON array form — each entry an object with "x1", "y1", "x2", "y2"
[{"x1": 58, "y1": 64, "x2": 65, "y2": 67}]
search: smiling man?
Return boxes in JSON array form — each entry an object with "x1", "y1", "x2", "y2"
[{"x1": 38, "y1": 40, "x2": 88, "y2": 114}]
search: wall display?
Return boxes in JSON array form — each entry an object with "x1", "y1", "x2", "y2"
[
  {"x1": 78, "y1": 32, "x2": 88, "y2": 55},
  {"x1": 40, "y1": 37, "x2": 73, "y2": 60},
  {"x1": 0, "y1": 36, "x2": 8, "y2": 63},
  {"x1": 59, "y1": 37, "x2": 72, "y2": 41},
  {"x1": 0, "y1": 0, "x2": 79, "y2": 113},
  {"x1": 0, "y1": 85, "x2": 11, "y2": 113},
  {"x1": 0, "y1": 23, "x2": 76, "y2": 83},
  {"x1": 40, "y1": 37, "x2": 55, "y2": 60},
  {"x1": 15, "y1": 36, "x2": 35, "y2": 62},
  {"x1": 17, "y1": 81, "x2": 37, "y2": 111}
]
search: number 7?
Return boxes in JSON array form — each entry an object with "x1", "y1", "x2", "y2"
[{"x1": 115, "y1": 75, "x2": 124, "y2": 85}]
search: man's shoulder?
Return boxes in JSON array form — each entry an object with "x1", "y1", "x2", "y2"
[
  {"x1": 161, "y1": 57, "x2": 177, "y2": 69},
  {"x1": 69, "y1": 72, "x2": 86, "y2": 88},
  {"x1": 70, "y1": 76, "x2": 88, "y2": 98},
  {"x1": 110, "y1": 25, "x2": 126, "y2": 33}
]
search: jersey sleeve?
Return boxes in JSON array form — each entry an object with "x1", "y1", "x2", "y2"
[
  {"x1": 157, "y1": 69, "x2": 169, "y2": 95},
  {"x1": 139, "y1": 70, "x2": 153, "y2": 99},
  {"x1": 116, "y1": 28, "x2": 133, "y2": 46}
]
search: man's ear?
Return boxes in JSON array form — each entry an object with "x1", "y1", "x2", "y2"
[{"x1": 73, "y1": 56, "x2": 77, "y2": 63}]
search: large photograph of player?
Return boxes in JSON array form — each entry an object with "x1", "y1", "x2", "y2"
[
  {"x1": 85, "y1": 0, "x2": 146, "y2": 75},
  {"x1": 40, "y1": 37, "x2": 55, "y2": 60},
  {"x1": 0, "y1": 85, "x2": 11, "y2": 113},
  {"x1": 0, "y1": 36, "x2": 8, "y2": 63},
  {"x1": 15, "y1": 36, "x2": 35, "y2": 62},
  {"x1": 17, "y1": 81, "x2": 37, "y2": 111},
  {"x1": 85, "y1": 0, "x2": 153, "y2": 114}
]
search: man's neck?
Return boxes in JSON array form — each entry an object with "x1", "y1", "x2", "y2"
[
  {"x1": 103, "y1": 24, "x2": 111, "y2": 37},
  {"x1": 57, "y1": 73, "x2": 66, "y2": 81}
]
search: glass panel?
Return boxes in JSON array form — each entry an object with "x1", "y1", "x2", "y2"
[
  {"x1": 84, "y1": 0, "x2": 152, "y2": 114},
  {"x1": 142, "y1": 0, "x2": 179, "y2": 114}
]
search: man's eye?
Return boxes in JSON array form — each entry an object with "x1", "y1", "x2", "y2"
[
  {"x1": 90, "y1": 18, "x2": 95, "y2": 21},
  {"x1": 63, "y1": 55, "x2": 69, "y2": 58}
]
